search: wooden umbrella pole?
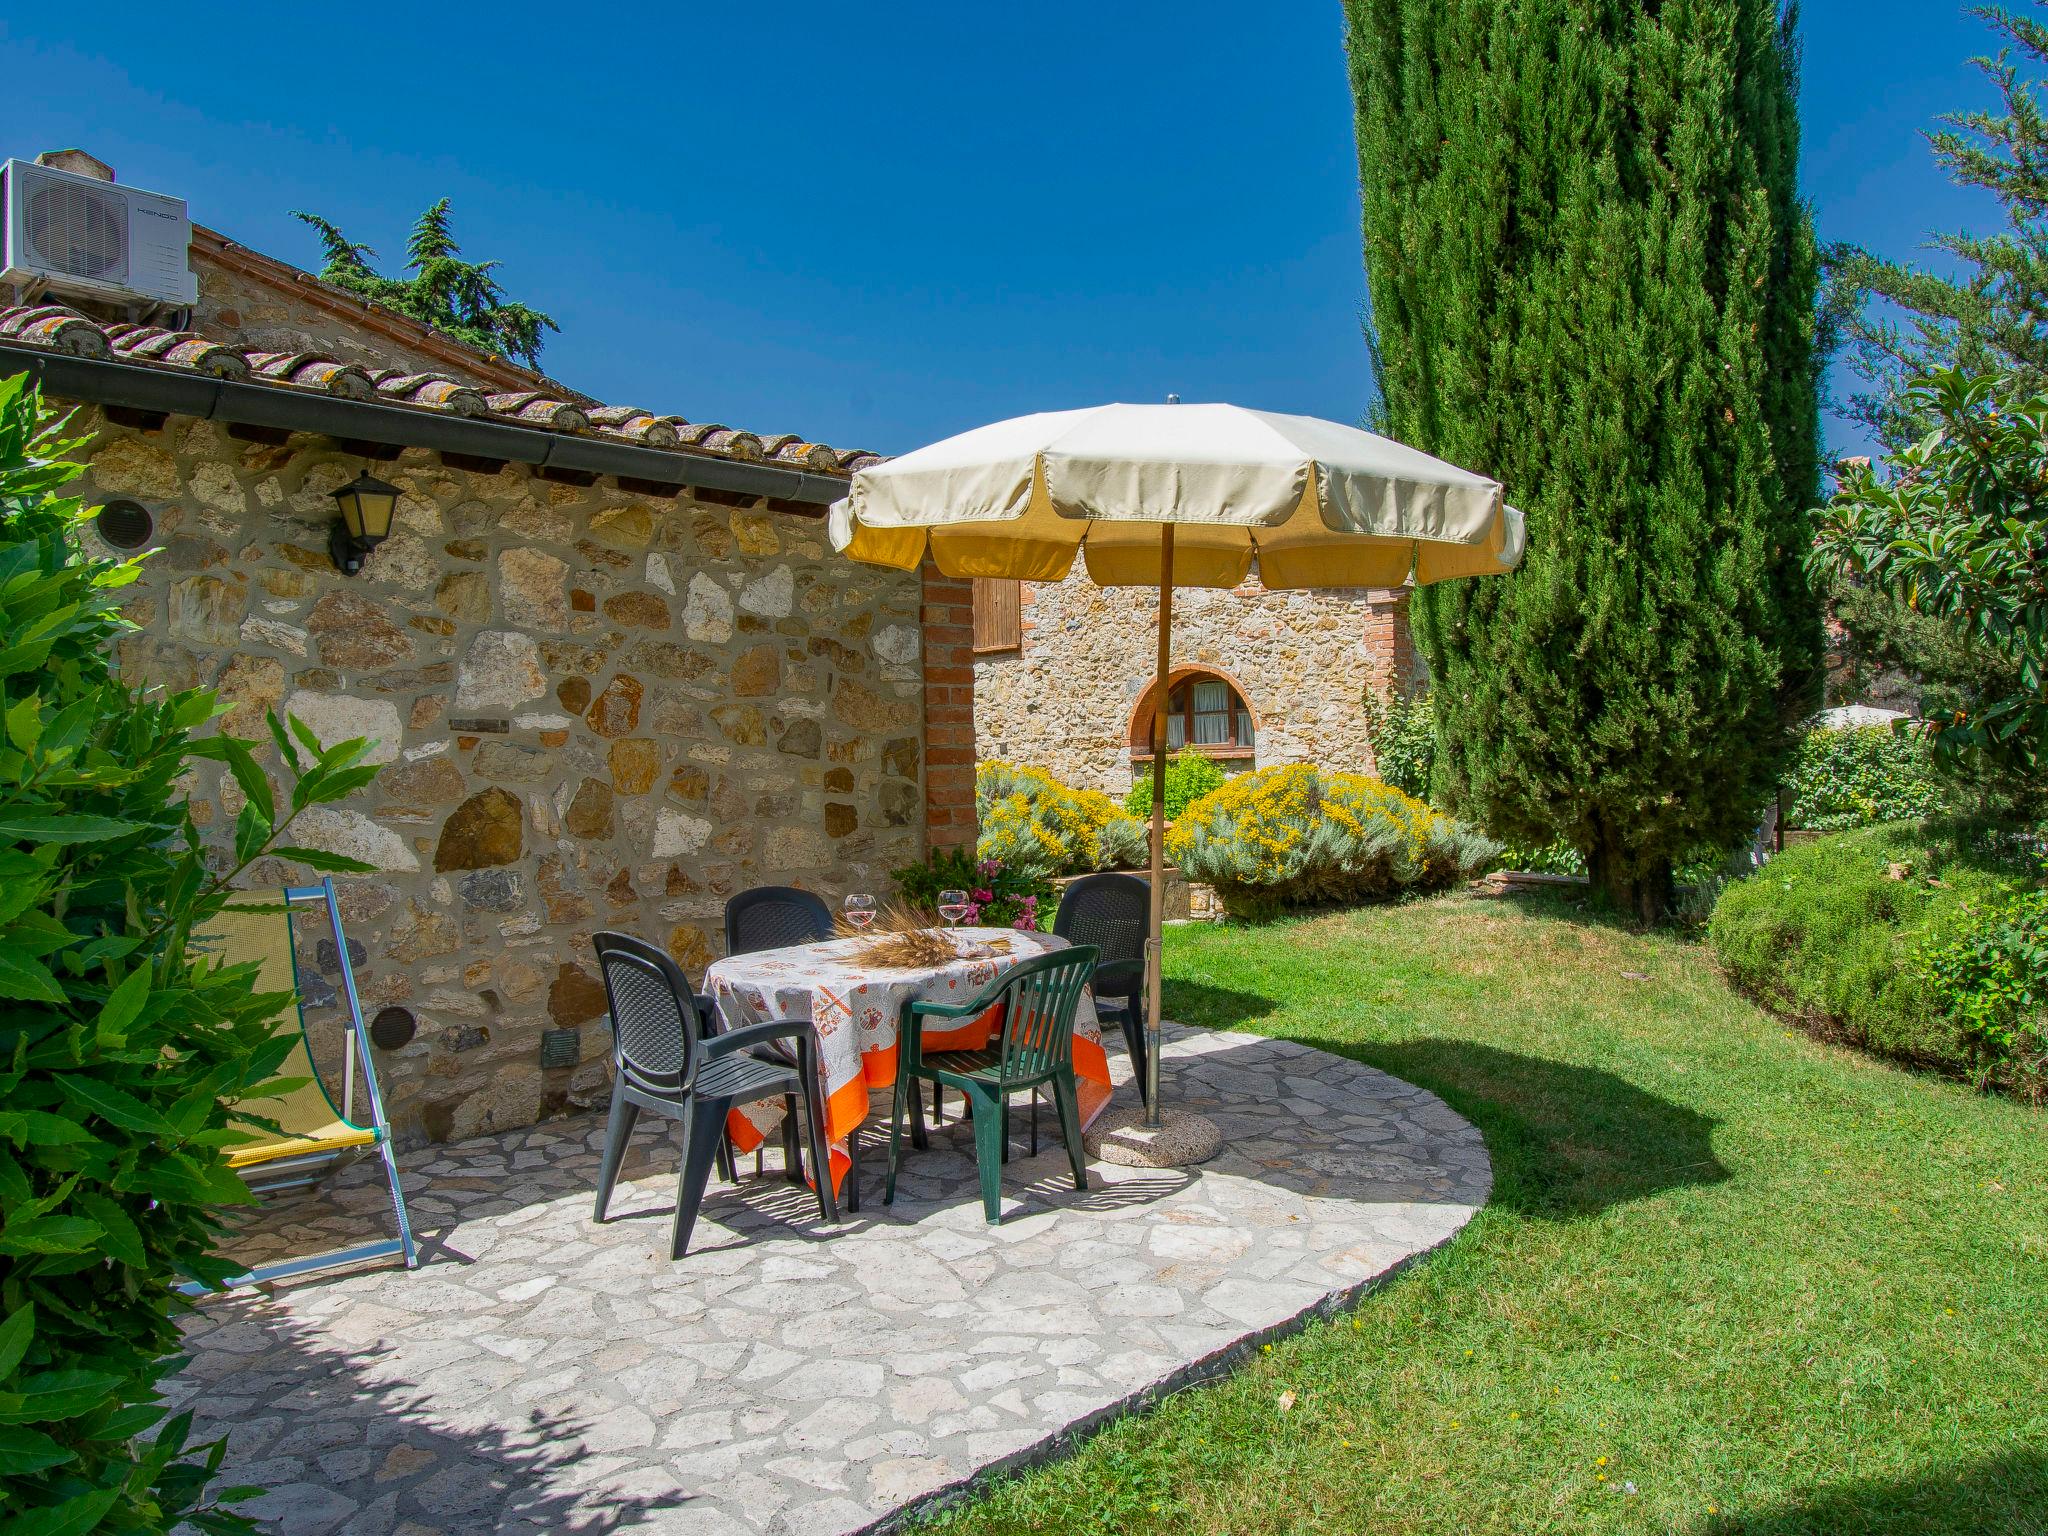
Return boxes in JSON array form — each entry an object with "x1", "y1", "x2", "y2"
[{"x1": 1144, "y1": 524, "x2": 1174, "y2": 1127}]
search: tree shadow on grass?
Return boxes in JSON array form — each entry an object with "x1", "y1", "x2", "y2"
[
  {"x1": 1686, "y1": 1447, "x2": 2048, "y2": 1536},
  {"x1": 1159, "y1": 976, "x2": 1283, "y2": 1030},
  {"x1": 1159, "y1": 964, "x2": 1728, "y2": 1219},
  {"x1": 1349, "y1": 1038, "x2": 1730, "y2": 1220}
]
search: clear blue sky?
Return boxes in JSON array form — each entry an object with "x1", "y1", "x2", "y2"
[{"x1": 0, "y1": 2, "x2": 2011, "y2": 460}]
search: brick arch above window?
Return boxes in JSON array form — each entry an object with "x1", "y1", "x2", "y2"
[{"x1": 1127, "y1": 665, "x2": 1260, "y2": 762}]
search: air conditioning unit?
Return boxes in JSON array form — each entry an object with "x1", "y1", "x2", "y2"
[{"x1": 1, "y1": 158, "x2": 199, "y2": 308}]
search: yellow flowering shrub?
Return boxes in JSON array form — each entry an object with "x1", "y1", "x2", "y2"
[
  {"x1": 1167, "y1": 763, "x2": 1499, "y2": 918},
  {"x1": 977, "y1": 760, "x2": 1149, "y2": 880}
]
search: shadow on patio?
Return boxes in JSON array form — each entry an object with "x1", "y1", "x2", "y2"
[
  {"x1": 171, "y1": 1306, "x2": 694, "y2": 1533},
  {"x1": 178, "y1": 1021, "x2": 1495, "y2": 1534}
]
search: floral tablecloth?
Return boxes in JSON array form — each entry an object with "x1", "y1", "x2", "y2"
[{"x1": 701, "y1": 927, "x2": 1114, "y2": 1192}]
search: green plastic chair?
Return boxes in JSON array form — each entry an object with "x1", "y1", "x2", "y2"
[{"x1": 884, "y1": 945, "x2": 1099, "y2": 1224}]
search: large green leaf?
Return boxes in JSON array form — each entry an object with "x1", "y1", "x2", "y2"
[
  {"x1": 0, "y1": 1301, "x2": 34, "y2": 1379},
  {"x1": 94, "y1": 964, "x2": 150, "y2": 1049},
  {"x1": 0, "y1": 947, "x2": 64, "y2": 1003},
  {"x1": 7, "y1": 1485, "x2": 121, "y2": 1536},
  {"x1": 0, "y1": 1109, "x2": 91, "y2": 1148},
  {"x1": 0, "y1": 1422, "x2": 74, "y2": 1478},
  {"x1": 0, "y1": 1213, "x2": 104, "y2": 1257},
  {"x1": 52, "y1": 1075, "x2": 179, "y2": 1138},
  {"x1": 269, "y1": 845, "x2": 378, "y2": 874},
  {"x1": 0, "y1": 813, "x2": 142, "y2": 844},
  {"x1": 5, "y1": 692, "x2": 40, "y2": 754},
  {"x1": 71, "y1": 1194, "x2": 145, "y2": 1269},
  {"x1": 0, "y1": 1367, "x2": 123, "y2": 1423}
]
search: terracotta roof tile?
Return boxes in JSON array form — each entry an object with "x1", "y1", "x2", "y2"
[
  {"x1": 100, "y1": 322, "x2": 247, "y2": 378},
  {"x1": 246, "y1": 351, "x2": 377, "y2": 400},
  {"x1": 483, "y1": 391, "x2": 591, "y2": 432},
  {"x1": 698, "y1": 427, "x2": 763, "y2": 460},
  {"x1": 584, "y1": 406, "x2": 684, "y2": 448},
  {"x1": 2, "y1": 305, "x2": 114, "y2": 358},
  {"x1": 365, "y1": 369, "x2": 488, "y2": 416},
  {"x1": 0, "y1": 299, "x2": 875, "y2": 484}
]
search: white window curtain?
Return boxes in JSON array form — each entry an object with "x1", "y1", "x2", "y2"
[{"x1": 1192, "y1": 681, "x2": 1231, "y2": 745}]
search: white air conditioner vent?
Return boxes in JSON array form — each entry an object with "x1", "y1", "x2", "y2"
[{"x1": 2, "y1": 159, "x2": 199, "y2": 308}]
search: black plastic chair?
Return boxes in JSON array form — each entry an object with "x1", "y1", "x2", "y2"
[
  {"x1": 590, "y1": 932, "x2": 837, "y2": 1258},
  {"x1": 718, "y1": 884, "x2": 858, "y2": 1199},
  {"x1": 724, "y1": 886, "x2": 834, "y2": 957},
  {"x1": 1053, "y1": 872, "x2": 1151, "y2": 1107},
  {"x1": 885, "y1": 945, "x2": 1098, "y2": 1224}
]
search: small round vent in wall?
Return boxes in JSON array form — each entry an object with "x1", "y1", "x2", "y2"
[
  {"x1": 94, "y1": 499, "x2": 154, "y2": 550},
  {"x1": 26, "y1": 178, "x2": 128, "y2": 283}
]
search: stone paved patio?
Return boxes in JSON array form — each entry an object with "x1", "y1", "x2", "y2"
[{"x1": 170, "y1": 1024, "x2": 1489, "y2": 1535}]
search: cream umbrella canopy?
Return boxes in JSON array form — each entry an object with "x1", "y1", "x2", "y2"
[{"x1": 830, "y1": 403, "x2": 1524, "y2": 1144}]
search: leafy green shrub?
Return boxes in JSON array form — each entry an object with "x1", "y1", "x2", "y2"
[
  {"x1": 1785, "y1": 724, "x2": 1946, "y2": 832},
  {"x1": 0, "y1": 378, "x2": 379, "y2": 1533},
  {"x1": 1123, "y1": 747, "x2": 1227, "y2": 822},
  {"x1": 1709, "y1": 819, "x2": 2044, "y2": 1095},
  {"x1": 1492, "y1": 839, "x2": 1587, "y2": 877},
  {"x1": 1916, "y1": 871, "x2": 2048, "y2": 1092},
  {"x1": 1165, "y1": 763, "x2": 1499, "y2": 920},
  {"x1": 977, "y1": 760, "x2": 1147, "y2": 880},
  {"x1": 889, "y1": 846, "x2": 1055, "y2": 929},
  {"x1": 1358, "y1": 688, "x2": 1436, "y2": 801}
]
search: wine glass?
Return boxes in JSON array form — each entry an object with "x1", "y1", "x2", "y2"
[
  {"x1": 843, "y1": 892, "x2": 876, "y2": 931},
  {"x1": 937, "y1": 889, "x2": 971, "y2": 928}
]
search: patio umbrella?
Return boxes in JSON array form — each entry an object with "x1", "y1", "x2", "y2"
[{"x1": 829, "y1": 402, "x2": 1524, "y2": 1151}]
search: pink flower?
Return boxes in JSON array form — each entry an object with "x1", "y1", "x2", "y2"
[{"x1": 972, "y1": 887, "x2": 993, "y2": 903}]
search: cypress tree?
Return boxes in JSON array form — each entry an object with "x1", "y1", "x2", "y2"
[{"x1": 1345, "y1": 0, "x2": 1824, "y2": 920}]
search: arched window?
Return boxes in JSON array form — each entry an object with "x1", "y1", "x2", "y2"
[{"x1": 1129, "y1": 669, "x2": 1256, "y2": 762}]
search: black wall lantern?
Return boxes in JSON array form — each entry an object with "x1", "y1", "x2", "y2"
[{"x1": 328, "y1": 470, "x2": 401, "y2": 575}]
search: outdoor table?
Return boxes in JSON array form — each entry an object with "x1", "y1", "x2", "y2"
[{"x1": 701, "y1": 926, "x2": 1114, "y2": 1193}]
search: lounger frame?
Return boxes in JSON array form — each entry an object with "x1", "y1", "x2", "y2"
[{"x1": 179, "y1": 879, "x2": 417, "y2": 1295}]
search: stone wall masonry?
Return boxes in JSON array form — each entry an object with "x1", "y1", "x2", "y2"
[
  {"x1": 974, "y1": 568, "x2": 1415, "y2": 796},
  {"x1": 81, "y1": 409, "x2": 927, "y2": 1145}
]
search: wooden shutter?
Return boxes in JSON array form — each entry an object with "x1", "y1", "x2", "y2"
[{"x1": 972, "y1": 578, "x2": 1022, "y2": 652}]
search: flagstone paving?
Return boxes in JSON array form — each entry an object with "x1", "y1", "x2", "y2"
[{"x1": 170, "y1": 1023, "x2": 1489, "y2": 1535}]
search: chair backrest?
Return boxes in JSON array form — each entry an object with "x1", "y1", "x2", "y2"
[
  {"x1": 592, "y1": 932, "x2": 702, "y2": 1098},
  {"x1": 724, "y1": 885, "x2": 833, "y2": 957},
  {"x1": 205, "y1": 891, "x2": 369, "y2": 1150},
  {"x1": 1053, "y1": 872, "x2": 1148, "y2": 992},
  {"x1": 993, "y1": 945, "x2": 1099, "y2": 1081}
]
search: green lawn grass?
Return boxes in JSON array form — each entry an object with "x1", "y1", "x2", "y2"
[{"x1": 924, "y1": 894, "x2": 2047, "y2": 1536}]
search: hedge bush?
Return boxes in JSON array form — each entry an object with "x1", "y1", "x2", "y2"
[
  {"x1": 0, "y1": 377, "x2": 379, "y2": 1533},
  {"x1": 1709, "y1": 819, "x2": 2045, "y2": 1096},
  {"x1": 976, "y1": 761, "x2": 1147, "y2": 881},
  {"x1": 1123, "y1": 747, "x2": 1227, "y2": 823},
  {"x1": 1165, "y1": 763, "x2": 1499, "y2": 919},
  {"x1": 1358, "y1": 688, "x2": 1436, "y2": 801},
  {"x1": 1784, "y1": 724, "x2": 1947, "y2": 832}
]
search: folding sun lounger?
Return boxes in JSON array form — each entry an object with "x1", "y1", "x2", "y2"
[{"x1": 179, "y1": 879, "x2": 417, "y2": 1294}]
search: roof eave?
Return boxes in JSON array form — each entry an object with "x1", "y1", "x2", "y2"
[{"x1": 1, "y1": 344, "x2": 849, "y2": 506}]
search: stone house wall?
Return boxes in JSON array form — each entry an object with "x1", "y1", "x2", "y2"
[
  {"x1": 84, "y1": 409, "x2": 928, "y2": 1145},
  {"x1": 973, "y1": 568, "x2": 1416, "y2": 797}
]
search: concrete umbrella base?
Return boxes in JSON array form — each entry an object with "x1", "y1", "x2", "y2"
[{"x1": 1084, "y1": 1104, "x2": 1223, "y2": 1168}]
